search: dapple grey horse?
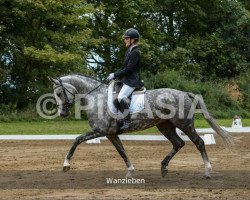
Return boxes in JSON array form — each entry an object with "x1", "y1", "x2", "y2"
[{"x1": 50, "y1": 74, "x2": 234, "y2": 178}]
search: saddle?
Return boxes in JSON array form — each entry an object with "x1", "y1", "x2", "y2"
[
  {"x1": 107, "y1": 80, "x2": 146, "y2": 115},
  {"x1": 112, "y1": 81, "x2": 146, "y2": 111},
  {"x1": 113, "y1": 81, "x2": 146, "y2": 94}
]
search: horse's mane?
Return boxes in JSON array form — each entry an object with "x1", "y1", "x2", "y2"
[{"x1": 61, "y1": 73, "x2": 107, "y2": 84}]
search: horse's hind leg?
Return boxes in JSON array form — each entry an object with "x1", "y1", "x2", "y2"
[
  {"x1": 181, "y1": 124, "x2": 212, "y2": 179},
  {"x1": 106, "y1": 135, "x2": 134, "y2": 178},
  {"x1": 157, "y1": 121, "x2": 185, "y2": 177},
  {"x1": 63, "y1": 131, "x2": 104, "y2": 172}
]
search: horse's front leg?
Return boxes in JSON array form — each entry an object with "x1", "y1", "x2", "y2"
[
  {"x1": 63, "y1": 131, "x2": 104, "y2": 172},
  {"x1": 106, "y1": 134, "x2": 134, "y2": 178}
]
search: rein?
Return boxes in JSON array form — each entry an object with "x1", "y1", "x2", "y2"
[{"x1": 86, "y1": 82, "x2": 104, "y2": 95}]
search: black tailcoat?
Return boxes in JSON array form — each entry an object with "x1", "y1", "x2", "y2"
[{"x1": 114, "y1": 46, "x2": 144, "y2": 88}]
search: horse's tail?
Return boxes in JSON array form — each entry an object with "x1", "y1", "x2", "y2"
[{"x1": 188, "y1": 93, "x2": 235, "y2": 148}]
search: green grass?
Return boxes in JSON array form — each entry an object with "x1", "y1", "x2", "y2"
[
  {"x1": 0, "y1": 120, "x2": 90, "y2": 135},
  {"x1": 0, "y1": 118, "x2": 249, "y2": 135},
  {"x1": 195, "y1": 118, "x2": 250, "y2": 128}
]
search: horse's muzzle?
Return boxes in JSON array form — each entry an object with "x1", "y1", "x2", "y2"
[{"x1": 60, "y1": 109, "x2": 69, "y2": 117}]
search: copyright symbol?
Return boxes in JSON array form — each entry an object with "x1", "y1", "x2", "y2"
[{"x1": 36, "y1": 93, "x2": 59, "y2": 119}]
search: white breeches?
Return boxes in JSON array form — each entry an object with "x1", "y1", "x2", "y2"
[{"x1": 117, "y1": 84, "x2": 135, "y2": 102}]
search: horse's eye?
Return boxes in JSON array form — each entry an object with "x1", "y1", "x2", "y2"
[{"x1": 57, "y1": 93, "x2": 62, "y2": 97}]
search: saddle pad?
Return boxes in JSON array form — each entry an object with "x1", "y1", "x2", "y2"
[{"x1": 108, "y1": 81, "x2": 145, "y2": 115}]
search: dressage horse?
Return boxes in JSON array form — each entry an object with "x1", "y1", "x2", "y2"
[{"x1": 50, "y1": 74, "x2": 234, "y2": 178}]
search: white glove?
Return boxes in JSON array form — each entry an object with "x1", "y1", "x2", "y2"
[{"x1": 107, "y1": 73, "x2": 115, "y2": 81}]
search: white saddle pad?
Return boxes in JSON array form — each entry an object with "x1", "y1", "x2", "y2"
[{"x1": 107, "y1": 81, "x2": 145, "y2": 115}]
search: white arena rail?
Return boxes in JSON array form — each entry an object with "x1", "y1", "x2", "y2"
[
  {"x1": 0, "y1": 134, "x2": 216, "y2": 145},
  {"x1": 0, "y1": 127, "x2": 249, "y2": 145},
  {"x1": 195, "y1": 127, "x2": 250, "y2": 134}
]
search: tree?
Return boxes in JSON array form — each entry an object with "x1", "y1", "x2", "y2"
[
  {"x1": 87, "y1": 0, "x2": 168, "y2": 77},
  {"x1": 0, "y1": 0, "x2": 100, "y2": 108},
  {"x1": 152, "y1": 0, "x2": 250, "y2": 80},
  {"x1": 0, "y1": 0, "x2": 249, "y2": 109},
  {"x1": 239, "y1": 0, "x2": 250, "y2": 11},
  {"x1": 88, "y1": 0, "x2": 249, "y2": 81}
]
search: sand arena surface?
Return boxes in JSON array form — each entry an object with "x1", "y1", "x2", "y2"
[{"x1": 0, "y1": 134, "x2": 249, "y2": 199}]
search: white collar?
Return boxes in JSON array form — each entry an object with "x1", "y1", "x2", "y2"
[{"x1": 129, "y1": 44, "x2": 137, "y2": 53}]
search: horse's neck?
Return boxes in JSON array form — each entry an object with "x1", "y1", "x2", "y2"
[{"x1": 64, "y1": 75, "x2": 106, "y2": 94}]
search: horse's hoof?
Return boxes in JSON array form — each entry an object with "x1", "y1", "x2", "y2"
[
  {"x1": 161, "y1": 167, "x2": 168, "y2": 177},
  {"x1": 126, "y1": 170, "x2": 134, "y2": 178},
  {"x1": 126, "y1": 172, "x2": 133, "y2": 178},
  {"x1": 204, "y1": 174, "x2": 211, "y2": 179},
  {"x1": 63, "y1": 166, "x2": 70, "y2": 172}
]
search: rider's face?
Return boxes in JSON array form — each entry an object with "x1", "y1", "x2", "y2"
[{"x1": 124, "y1": 37, "x2": 134, "y2": 47}]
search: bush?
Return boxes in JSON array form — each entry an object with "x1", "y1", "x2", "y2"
[
  {"x1": 143, "y1": 70, "x2": 248, "y2": 118},
  {"x1": 237, "y1": 71, "x2": 250, "y2": 110}
]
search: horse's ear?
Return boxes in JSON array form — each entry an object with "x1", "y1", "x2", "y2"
[{"x1": 48, "y1": 77, "x2": 59, "y2": 85}]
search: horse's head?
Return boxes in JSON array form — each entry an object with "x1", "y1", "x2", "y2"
[{"x1": 49, "y1": 77, "x2": 78, "y2": 117}]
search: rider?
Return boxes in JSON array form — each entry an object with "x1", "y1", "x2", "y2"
[{"x1": 107, "y1": 28, "x2": 144, "y2": 131}]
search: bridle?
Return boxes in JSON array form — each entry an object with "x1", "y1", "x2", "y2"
[
  {"x1": 54, "y1": 78, "x2": 104, "y2": 109},
  {"x1": 58, "y1": 79, "x2": 75, "y2": 109}
]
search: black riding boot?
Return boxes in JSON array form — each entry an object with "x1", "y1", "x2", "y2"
[{"x1": 117, "y1": 98, "x2": 131, "y2": 132}]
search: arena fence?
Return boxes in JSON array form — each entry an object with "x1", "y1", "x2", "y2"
[{"x1": 0, "y1": 127, "x2": 249, "y2": 145}]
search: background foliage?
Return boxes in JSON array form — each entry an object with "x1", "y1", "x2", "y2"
[{"x1": 0, "y1": 0, "x2": 249, "y2": 119}]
